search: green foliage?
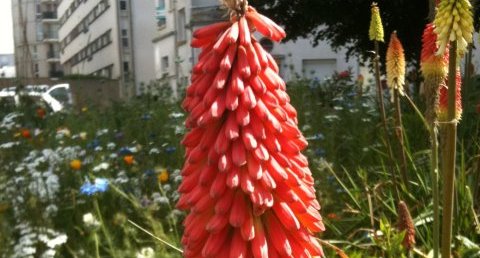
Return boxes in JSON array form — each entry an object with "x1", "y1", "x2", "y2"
[
  {"x1": 0, "y1": 92, "x2": 185, "y2": 257},
  {"x1": 0, "y1": 72, "x2": 479, "y2": 256}
]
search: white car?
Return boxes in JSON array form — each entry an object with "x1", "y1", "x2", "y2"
[
  {"x1": 42, "y1": 84, "x2": 73, "y2": 112},
  {"x1": 0, "y1": 84, "x2": 73, "y2": 112}
]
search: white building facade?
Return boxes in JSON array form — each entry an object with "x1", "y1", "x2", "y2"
[
  {"x1": 152, "y1": 0, "x2": 361, "y2": 96},
  {"x1": 11, "y1": 0, "x2": 63, "y2": 79},
  {"x1": 58, "y1": 0, "x2": 157, "y2": 98}
]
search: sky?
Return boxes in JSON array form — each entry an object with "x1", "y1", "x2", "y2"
[{"x1": 0, "y1": 0, "x2": 14, "y2": 54}]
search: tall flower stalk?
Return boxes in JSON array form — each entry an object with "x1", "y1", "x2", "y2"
[
  {"x1": 177, "y1": 1, "x2": 325, "y2": 256},
  {"x1": 420, "y1": 23, "x2": 449, "y2": 258},
  {"x1": 386, "y1": 31, "x2": 409, "y2": 188},
  {"x1": 369, "y1": 2, "x2": 400, "y2": 199},
  {"x1": 433, "y1": 0, "x2": 472, "y2": 256}
]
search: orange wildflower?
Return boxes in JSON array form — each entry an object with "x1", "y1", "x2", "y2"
[
  {"x1": 70, "y1": 159, "x2": 82, "y2": 170},
  {"x1": 20, "y1": 129, "x2": 31, "y2": 139},
  {"x1": 36, "y1": 107, "x2": 46, "y2": 119},
  {"x1": 123, "y1": 155, "x2": 134, "y2": 166}
]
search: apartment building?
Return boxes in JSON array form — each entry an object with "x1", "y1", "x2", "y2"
[
  {"x1": 152, "y1": 0, "x2": 361, "y2": 96},
  {"x1": 58, "y1": 0, "x2": 157, "y2": 98},
  {"x1": 11, "y1": 0, "x2": 63, "y2": 79}
]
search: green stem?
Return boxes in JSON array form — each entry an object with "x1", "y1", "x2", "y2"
[
  {"x1": 93, "y1": 198, "x2": 118, "y2": 258},
  {"x1": 374, "y1": 41, "x2": 400, "y2": 201},
  {"x1": 94, "y1": 232, "x2": 101, "y2": 258},
  {"x1": 158, "y1": 183, "x2": 181, "y2": 243},
  {"x1": 393, "y1": 89, "x2": 409, "y2": 188},
  {"x1": 430, "y1": 124, "x2": 440, "y2": 258},
  {"x1": 441, "y1": 41, "x2": 458, "y2": 258}
]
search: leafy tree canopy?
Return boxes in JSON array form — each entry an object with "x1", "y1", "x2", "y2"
[{"x1": 251, "y1": 0, "x2": 430, "y2": 65}]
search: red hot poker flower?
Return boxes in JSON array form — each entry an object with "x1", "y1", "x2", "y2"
[
  {"x1": 438, "y1": 70, "x2": 462, "y2": 122},
  {"x1": 177, "y1": 6, "x2": 325, "y2": 258},
  {"x1": 421, "y1": 23, "x2": 449, "y2": 123}
]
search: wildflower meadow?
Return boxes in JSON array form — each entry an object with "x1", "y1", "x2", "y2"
[{"x1": 1, "y1": 0, "x2": 480, "y2": 257}]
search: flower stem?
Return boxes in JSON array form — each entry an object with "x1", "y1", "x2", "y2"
[
  {"x1": 94, "y1": 232, "x2": 101, "y2": 258},
  {"x1": 393, "y1": 88, "x2": 409, "y2": 188},
  {"x1": 441, "y1": 41, "x2": 458, "y2": 258},
  {"x1": 93, "y1": 197, "x2": 118, "y2": 258},
  {"x1": 430, "y1": 124, "x2": 440, "y2": 258},
  {"x1": 374, "y1": 41, "x2": 400, "y2": 200}
]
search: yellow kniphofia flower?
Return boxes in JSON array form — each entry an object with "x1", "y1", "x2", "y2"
[
  {"x1": 433, "y1": 0, "x2": 473, "y2": 57},
  {"x1": 369, "y1": 2, "x2": 384, "y2": 42}
]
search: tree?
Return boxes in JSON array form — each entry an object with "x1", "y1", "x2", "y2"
[{"x1": 251, "y1": 0, "x2": 430, "y2": 65}]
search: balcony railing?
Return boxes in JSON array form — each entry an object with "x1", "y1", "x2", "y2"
[
  {"x1": 42, "y1": 11, "x2": 58, "y2": 19},
  {"x1": 49, "y1": 71, "x2": 64, "y2": 78},
  {"x1": 47, "y1": 51, "x2": 60, "y2": 59},
  {"x1": 43, "y1": 31, "x2": 59, "y2": 40}
]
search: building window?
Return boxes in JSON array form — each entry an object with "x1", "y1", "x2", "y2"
[
  {"x1": 161, "y1": 56, "x2": 169, "y2": 75},
  {"x1": 34, "y1": 63, "x2": 39, "y2": 78},
  {"x1": 156, "y1": 0, "x2": 166, "y2": 27},
  {"x1": 123, "y1": 61, "x2": 129, "y2": 72},
  {"x1": 36, "y1": 3, "x2": 41, "y2": 15},
  {"x1": 36, "y1": 23, "x2": 43, "y2": 41},
  {"x1": 177, "y1": 8, "x2": 186, "y2": 42},
  {"x1": 121, "y1": 29, "x2": 129, "y2": 48},
  {"x1": 119, "y1": 0, "x2": 127, "y2": 10}
]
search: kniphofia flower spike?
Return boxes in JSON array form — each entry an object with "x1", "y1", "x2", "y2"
[{"x1": 177, "y1": 5, "x2": 325, "y2": 258}]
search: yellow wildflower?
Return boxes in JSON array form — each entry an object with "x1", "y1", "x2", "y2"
[{"x1": 157, "y1": 168, "x2": 169, "y2": 183}]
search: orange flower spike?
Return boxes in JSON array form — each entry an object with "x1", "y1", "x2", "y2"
[
  {"x1": 386, "y1": 32, "x2": 406, "y2": 95},
  {"x1": 177, "y1": 3, "x2": 325, "y2": 257}
]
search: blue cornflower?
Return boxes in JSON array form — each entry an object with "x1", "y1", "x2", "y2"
[
  {"x1": 94, "y1": 178, "x2": 109, "y2": 192},
  {"x1": 141, "y1": 113, "x2": 152, "y2": 121},
  {"x1": 114, "y1": 132, "x2": 124, "y2": 140},
  {"x1": 315, "y1": 148, "x2": 326, "y2": 157},
  {"x1": 165, "y1": 146, "x2": 177, "y2": 154},
  {"x1": 80, "y1": 181, "x2": 96, "y2": 195},
  {"x1": 87, "y1": 139, "x2": 100, "y2": 149},
  {"x1": 144, "y1": 169, "x2": 155, "y2": 176},
  {"x1": 80, "y1": 178, "x2": 109, "y2": 196},
  {"x1": 118, "y1": 147, "x2": 132, "y2": 155}
]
